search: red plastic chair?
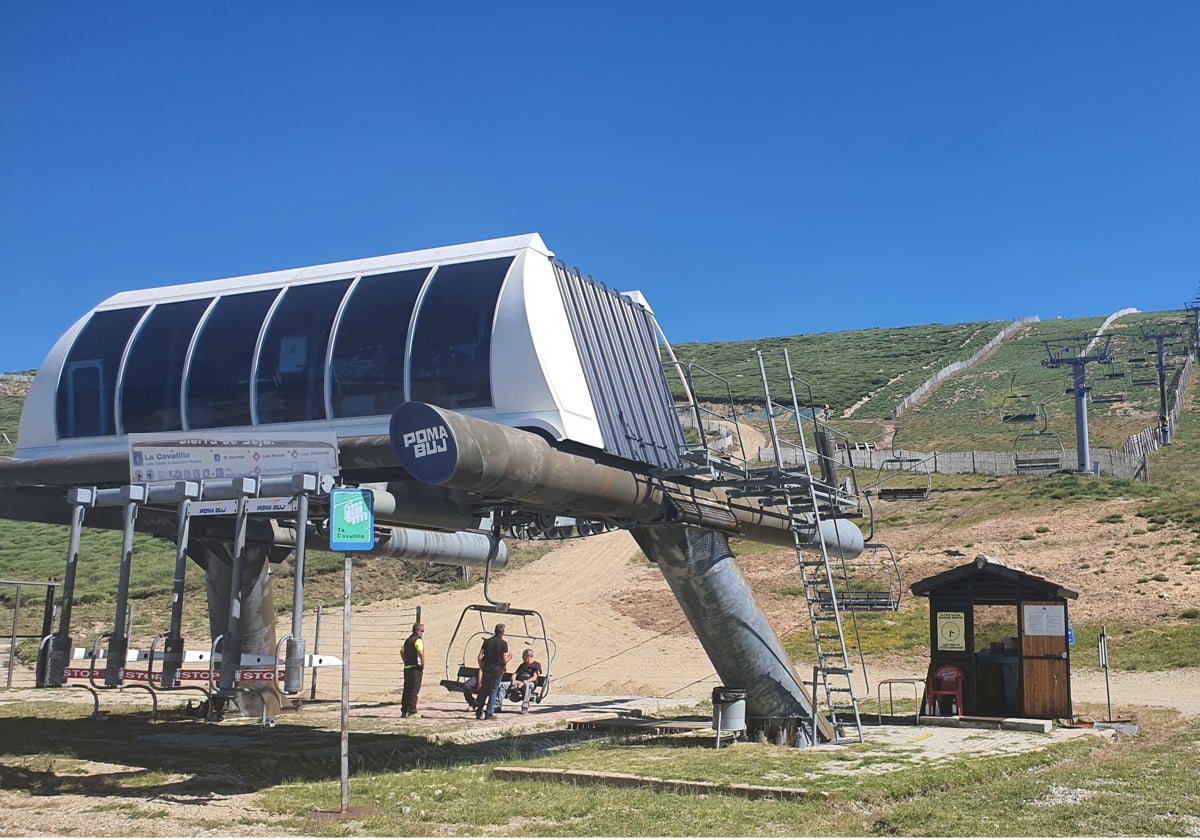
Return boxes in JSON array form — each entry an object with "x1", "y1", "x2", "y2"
[{"x1": 926, "y1": 664, "x2": 965, "y2": 716}]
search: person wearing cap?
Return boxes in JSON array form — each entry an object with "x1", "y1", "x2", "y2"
[{"x1": 509, "y1": 648, "x2": 543, "y2": 713}]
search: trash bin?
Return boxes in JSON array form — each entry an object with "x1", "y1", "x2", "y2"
[{"x1": 712, "y1": 686, "x2": 747, "y2": 732}]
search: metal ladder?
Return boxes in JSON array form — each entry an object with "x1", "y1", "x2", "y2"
[{"x1": 757, "y1": 349, "x2": 866, "y2": 744}]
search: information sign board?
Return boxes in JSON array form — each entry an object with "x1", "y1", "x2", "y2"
[
  {"x1": 1023, "y1": 603, "x2": 1066, "y2": 636},
  {"x1": 329, "y1": 487, "x2": 375, "y2": 552},
  {"x1": 129, "y1": 432, "x2": 339, "y2": 483},
  {"x1": 936, "y1": 611, "x2": 966, "y2": 651}
]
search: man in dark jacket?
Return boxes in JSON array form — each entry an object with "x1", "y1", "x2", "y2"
[
  {"x1": 476, "y1": 623, "x2": 510, "y2": 720},
  {"x1": 401, "y1": 622, "x2": 425, "y2": 718}
]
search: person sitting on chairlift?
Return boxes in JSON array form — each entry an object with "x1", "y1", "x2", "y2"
[{"x1": 507, "y1": 649, "x2": 543, "y2": 713}]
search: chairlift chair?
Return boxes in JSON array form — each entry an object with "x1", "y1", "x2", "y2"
[
  {"x1": 442, "y1": 604, "x2": 555, "y2": 706},
  {"x1": 876, "y1": 429, "x2": 931, "y2": 501},
  {"x1": 1093, "y1": 364, "x2": 1129, "y2": 402},
  {"x1": 440, "y1": 552, "x2": 554, "y2": 706},
  {"x1": 814, "y1": 542, "x2": 903, "y2": 612},
  {"x1": 1012, "y1": 405, "x2": 1065, "y2": 473},
  {"x1": 1000, "y1": 376, "x2": 1038, "y2": 424}
]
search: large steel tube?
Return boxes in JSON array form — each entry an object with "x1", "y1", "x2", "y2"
[
  {"x1": 365, "y1": 527, "x2": 507, "y2": 567},
  {"x1": 366, "y1": 482, "x2": 483, "y2": 533},
  {"x1": 0, "y1": 451, "x2": 129, "y2": 488},
  {"x1": 629, "y1": 525, "x2": 833, "y2": 744},
  {"x1": 270, "y1": 521, "x2": 509, "y2": 569},
  {"x1": 390, "y1": 401, "x2": 865, "y2": 556},
  {"x1": 711, "y1": 488, "x2": 865, "y2": 556},
  {"x1": 390, "y1": 401, "x2": 666, "y2": 520}
]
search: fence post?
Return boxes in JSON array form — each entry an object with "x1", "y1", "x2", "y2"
[
  {"x1": 6, "y1": 584, "x2": 19, "y2": 689},
  {"x1": 310, "y1": 605, "x2": 324, "y2": 701}
]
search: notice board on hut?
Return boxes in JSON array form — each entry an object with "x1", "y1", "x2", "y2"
[{"x1": 911, "y1": 555, "x2": 1078, "y2": 720}]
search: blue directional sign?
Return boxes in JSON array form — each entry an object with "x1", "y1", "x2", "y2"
[
  {"x1": 1067, "y1": 626, "x2": 1075, "y2": 647},
  {"x1": 329, "y1": 487, "x2": 375, "y2": 552}
]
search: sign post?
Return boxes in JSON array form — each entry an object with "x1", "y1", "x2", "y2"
[
  {"x1": 328, "y1": 487, "x2": 375, "y2": 816},
  {"x1": 1098, "y1": 625, "x2": 1112, "y2": 722}
]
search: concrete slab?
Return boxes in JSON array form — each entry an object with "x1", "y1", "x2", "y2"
[{"x1": 919, "y1": 714, "x2": 1055, "y2": 733}]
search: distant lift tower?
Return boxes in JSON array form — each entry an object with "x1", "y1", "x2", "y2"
[
  {"x1": 1186, "y1": 291, "x2": 1200, "y2": 349},
  {"x1": 1041, "y1": 335, "x2": 1113, "y2": 474},
  {"x1": 1140, "y1": 324, "x2": 1183, "y2": 445}
]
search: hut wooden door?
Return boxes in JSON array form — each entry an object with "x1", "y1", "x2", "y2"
[{"x1": 1019, "y1": 600, "x2": 1070, "y2": 718}]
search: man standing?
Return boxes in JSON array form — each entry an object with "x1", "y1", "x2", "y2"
[
  {"x1": 476, "y1": 623, "x2": 510, "y2": 720},
  {"x1": 401, "y1": 622, "x2": 425, "y2": 718}
]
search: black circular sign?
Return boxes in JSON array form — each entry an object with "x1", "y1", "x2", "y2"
[{"x1": 389, "y1": 402, "x2": 459, "y2": 484}]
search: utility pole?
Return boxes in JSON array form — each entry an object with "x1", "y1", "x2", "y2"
[
  {"x1": 1140, "y1": 324, "x2": 1182, "y2": 445},
  {"x1": 1041, "y1": 335, "x2": 1113, "y2": 475}
]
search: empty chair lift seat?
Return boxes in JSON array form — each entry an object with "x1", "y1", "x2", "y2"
[{"x1": 925, "y1": 664, "x2": 964, "y2": 717}]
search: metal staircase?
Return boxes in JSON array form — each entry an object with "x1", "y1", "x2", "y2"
[
  {"x1": 755, "y1": 349, "x2": 866, "y2": 744},
  {"x1": 657, "y1": 335, "x2": 871, "y2": 743}
]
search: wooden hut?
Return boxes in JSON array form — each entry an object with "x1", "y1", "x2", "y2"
[{"x1": 911, "y1": 554, "x2": 1078, "y2": 720}]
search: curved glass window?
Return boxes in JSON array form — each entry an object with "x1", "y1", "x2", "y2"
[
  {"x1": 120, "y1": 299, "x2": 211, "y2": 434},
  {"x1": 186, "y1": 289, "x2": 278, "y2": 429},
  {"x1": 330, "y1": 268, "x2": 429, "y2": 418},
  {"x1": 255, "y1": 279, "x2": 352, "y2": 424},
  {"x1": 409, "y1": 257, "x2": 512, "y2": 409},
  {"x1": 56, "y1": 307, "x2": 148, "y2": 439}
]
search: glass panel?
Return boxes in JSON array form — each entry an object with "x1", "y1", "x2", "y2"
[
  {"x1": 56, "y1": 307, "x2": 148, "y2": 438},
  {"x1": 330, "y1": 268, "x2": 429, "y2": 418},
  {"x1": 121, "y1": 299, "x2": 210, "y2": 433},
  {"x1": 255, "y1": 279, "x2": 352, "y2": 424},
  {"x1": 409, "y1": 257, "x2": 512, "y2": 409},
  {"x1": 186, "y1": 289, "x2": 278, "y2": 429}
]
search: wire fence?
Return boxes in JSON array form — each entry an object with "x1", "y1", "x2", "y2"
[
  {"x1": 0, "y1": 593, "x2": 420, "y2": 704},
  {"x1": 297, "y1": 603, "x2": 420, "y2": 703},
  {"x1": 893, "y1": 317, "x2": 1040, "y2": 419}
]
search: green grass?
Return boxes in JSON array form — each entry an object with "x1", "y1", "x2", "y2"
[
  {"x1": 868, "y1": 311, "x2": 1192, "y2": 453},
  {"x1": 782, "y1": 606, "x2": 931, "y2": 663},
  {"x1": 0, "y1": 394, "x2": 23, "y2": 458},
  {"x1": 250, "y1": 705, "x2": 1196, "y2": 836},
  {"x1": 670, "y1": 320, "x2": 1004, "y2": 416},
  {"x1": 1069, "y1": 621, "x2": 1200, "y2": 671}
]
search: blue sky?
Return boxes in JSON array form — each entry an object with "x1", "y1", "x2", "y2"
[{"x1": 2, "y1": 2, "x2": 1198, "y2": 372}]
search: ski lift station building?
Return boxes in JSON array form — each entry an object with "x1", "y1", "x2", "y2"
[{"x1": 1, "y1": 233, "x2": 870, "y2": 742}]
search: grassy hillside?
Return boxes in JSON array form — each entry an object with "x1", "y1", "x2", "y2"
[
  {"x1": 670, "y1": 319, "x2": 1001, "y2": 413},
  {"x1": 668, "y1": 310, "x2": 1191, "y2": 457},
  {"x1": 892, "y1": 310, "x2": 1192, "y2": 454}
]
